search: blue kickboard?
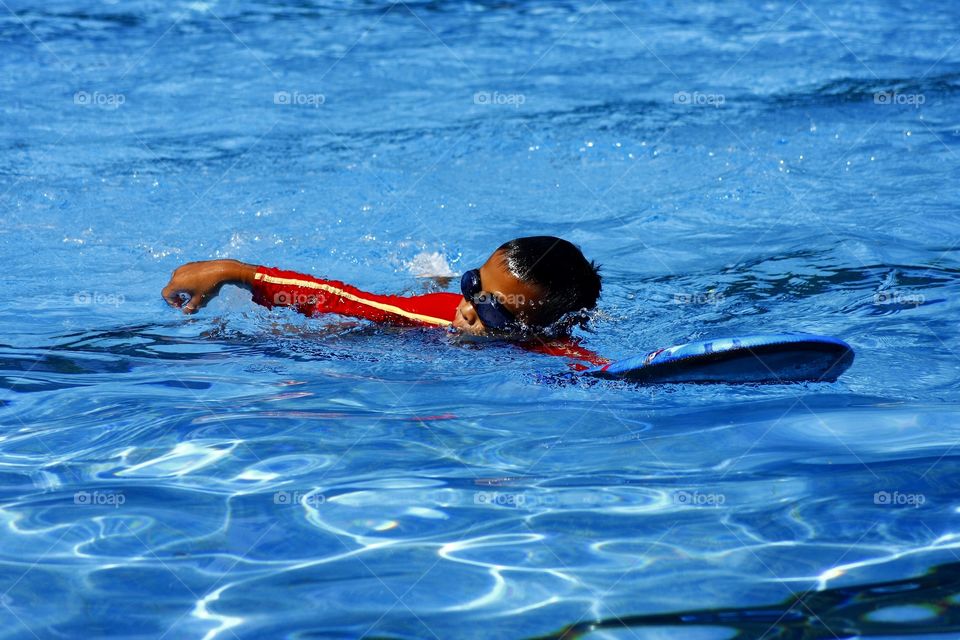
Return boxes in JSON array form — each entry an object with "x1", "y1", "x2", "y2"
[{"x1": 581, "y1": 333, "x2": 854, "y2": 384}]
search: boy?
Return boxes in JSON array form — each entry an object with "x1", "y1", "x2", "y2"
[{"x1": 161, "y1": 236, "x2": 607, "y2": 366}]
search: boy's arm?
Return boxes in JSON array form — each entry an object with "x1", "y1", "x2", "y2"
[
  {"x1": 249, "y1": 264, "x2": 459, "y2": 327},
  {"x1": 162, "y1": 259, "x2": 460, "y2": 327}
]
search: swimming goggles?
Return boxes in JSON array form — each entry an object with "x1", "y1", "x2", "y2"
[{"x1": 460, "y1": 269, "x2": 519, "y2": 331}]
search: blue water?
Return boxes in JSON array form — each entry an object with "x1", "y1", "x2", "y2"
[{"x1": 3, "y1": 0, "x2": 960, "y2": 638}]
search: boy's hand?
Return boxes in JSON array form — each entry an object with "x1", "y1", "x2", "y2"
[{"x1": 162, "y1": 259, "x2": 255, "y2": 314}]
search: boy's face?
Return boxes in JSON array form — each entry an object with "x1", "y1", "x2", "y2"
[{"x1": 453, "y1": 249, "x2": 544, "y2": 334}]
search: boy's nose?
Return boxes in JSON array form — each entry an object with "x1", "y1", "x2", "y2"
[{"x1": 457, "y1": 299, "x2": 483, "y2": 330}]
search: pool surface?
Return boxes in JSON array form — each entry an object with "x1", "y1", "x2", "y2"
[{"x1": 2, "y1": 0, "x2": 960, "y2": 638}]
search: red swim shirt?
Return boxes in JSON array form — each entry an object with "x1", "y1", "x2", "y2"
[{"x1": 248, "y1": 265, "x2": 607, "y2": 369}]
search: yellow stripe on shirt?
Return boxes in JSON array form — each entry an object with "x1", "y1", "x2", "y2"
[{"x1": 254, "y1": 272, "x2": 452, "y2": 327}]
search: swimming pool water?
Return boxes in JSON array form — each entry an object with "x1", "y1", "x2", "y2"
[{"x1": 2, "y1": 0, "x2": 960, "y2": 638}]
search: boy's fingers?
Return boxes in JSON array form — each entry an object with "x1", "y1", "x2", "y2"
[
  {"x1": 160, "y1": 285, "x2": 193, "y2": 309},
  {"x1": 161, "y1": 285, "x2": 187, "y2": 308},
  {"x1": 183, "y1": 293, "x2": 205, "y2": 314}
]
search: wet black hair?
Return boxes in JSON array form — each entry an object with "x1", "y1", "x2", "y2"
[{"x1": 496, "y1": 236, "x2": 602, "y2": 330}]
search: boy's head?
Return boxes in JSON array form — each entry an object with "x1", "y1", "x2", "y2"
[{"x1": 453, "y1": 236, "x2": 601, "y2": 335}]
